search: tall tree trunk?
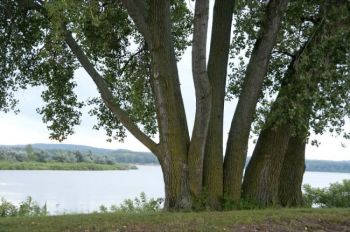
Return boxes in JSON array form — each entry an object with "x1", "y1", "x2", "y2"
[
  {"x1": 148, "y1": 0, "x2": 191, "y2": 210},
  {"x1": 278, "y1": 136, "x2": 306, "y2": 207},
  {"x1": 242, "y1": 10, "x2": 329, "y2": 205},
  {"x1": 188, "y1": 0, "x2": 211, "y2": 201},
  {"x1": 224, "y1": 0, "x2": 289, "y2": 201},
  {"x1": 242, "y1": 124, "x2": 291, "y2": 205},
  {"x1": 203, "y1": 0, "x2": 235, "y2": 210}
]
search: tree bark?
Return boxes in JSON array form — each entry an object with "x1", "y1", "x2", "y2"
[
  {"x1": 147, "y1": 0, "x2": 192, "y2": 210},
  {"x1": 242, "y1": 124, "x2": 291, "y2": 205},
  {"x1": 203, "y1": 0, "x2": 235, "y2": 210},
  {"x1": 188, "y1": 0, "x2": 211, "y2": 201},
  {"x1": 242, "y1": 9, "x2": 330, "y2": 206},
  {"x1": 224, "y1": 0, "x2": 289, "y2": 201},
  {"x1": 278, "y1": 136, "x2": 306, "y2": 207}
]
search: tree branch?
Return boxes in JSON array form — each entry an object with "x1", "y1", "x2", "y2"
[
  {"x1": 120, "y1": 0, "x2": 152, "y2": 45},
  {"x1": 119, "y1": 46, "x2": 146, "y2": 75},
  {"x1": 63, "y1": 28, "x2": 160, "y2": 155},
  {"x1": 20, "y1": 0, "x2": 160, "y2": 155}
]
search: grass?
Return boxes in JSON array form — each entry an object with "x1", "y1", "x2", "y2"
[
  {"x1": 0, "y1": 161, "x2": 137, "y2": 171},
  {"x1": 0, "y1": 208, "x2": 349, "y2": 232}
]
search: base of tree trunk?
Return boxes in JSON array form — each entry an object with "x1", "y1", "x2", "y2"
[
  {"x1": 278, "y1": 136, "x2": 306, "y2": 207},
  {"x1": 242, "y1": 126, "x2": 290, "y2": 206}
]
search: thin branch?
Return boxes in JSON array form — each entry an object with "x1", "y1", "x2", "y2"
[
  {"x1": 63, "y1": 28, "x2": 160, "y2": 155},
  {"x1": 292, "y1": 16, "x2": 326, "y2": 69},
  {"x1": 119, "y1": 46, "x2": 146, "y2": 75}
]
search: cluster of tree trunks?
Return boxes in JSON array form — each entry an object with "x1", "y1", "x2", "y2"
[{"x1": 17, "y1": 0, "x2": 349, "y2": 211}]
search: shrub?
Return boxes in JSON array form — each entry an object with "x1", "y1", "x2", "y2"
[
  {"x1": 303, "y1": 179, "x2": 350, "y2": 208},
  {"x1": 0, "y1": 197, "x2": 48, "y2": 217},
  {"x1": 18, "y1": 197, "x2": 48, "y2": 216},
  {"x1": 99, "y1": 192, "x2": 163, "y2": 213},
  {"x1": 0, "y1": 198, "x2": 18, "y2": 217}
]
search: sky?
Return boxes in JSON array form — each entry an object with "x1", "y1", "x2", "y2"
[{"x1": 0, "y1": 2, "x2": 349, "y2": 161}]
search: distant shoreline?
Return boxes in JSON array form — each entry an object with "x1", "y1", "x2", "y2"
[
  {"x1": 0, "y1": 161, "x2": 137, "y2": 171},
  {"x1": 1, "y1": 143, "x2": 350, "y2": 173}
]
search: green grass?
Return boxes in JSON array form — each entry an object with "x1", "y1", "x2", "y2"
[
  {"x1": 0, "y1": 161, "x2": 137, "y2": 171},
  {"x1": 0, "y1": 208, "x2": 349, "y2": 232}
]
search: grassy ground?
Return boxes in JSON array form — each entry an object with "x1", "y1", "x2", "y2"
[
  {"x1": 0, "y1": 161, "x2": 136, "y2": 171},
  {"x1": 0, "y1": 208, "x2": 349, "y2": 232}
]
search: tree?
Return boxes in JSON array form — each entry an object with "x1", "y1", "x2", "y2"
[
  {"x1": 3, "y1": 0, "x2": 349, "y2": 211},
  {"x1": 1, "y1": 0, "x2": 288, "y2": 210},
  {"x1": 234, "y1": 0, "x2": 350, "y2": 206}
]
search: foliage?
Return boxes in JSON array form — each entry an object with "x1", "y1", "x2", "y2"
[
  {"x1": 0, "y1": 197, "x2": 47, "y2": 217},
  {"x1": 0, "y1": 161, "x2": 135, "y2": 170},
  {"x1": 0, "y1": 0, "x2": 192, "y2": 142},
  {"x1": 0, "y1": 199, "x2": 17, "y2": 217},
  {"x1": 100, "y1": 192, "x2": 163, "y2": 213},
  {"x1": 0, "y1": 144, "x2": 158, "y2": 165},
  {"x1": 303, "y1": 179, "x2": 350, "y2": 208},
  {"x1": 228, "y1": 1, "x2": 350, "y2": 140}
]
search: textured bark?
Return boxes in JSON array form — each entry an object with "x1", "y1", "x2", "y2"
[
  {"x1": 278, "y1": 136, "x2": 306, "y2": 207},
  {"x1": 224, "y1": 0, "x2": 289, "y2": 201},
  {"x1": 242, "y1": 125, "x2": 291, "y2": 205},
  {"x1": 241, "y1": 51, "x2": 303, "y2": 206},
  {"x1": 147, "y1": 0, "x2": 191, "y2": 210},
  {"x1": 188, "y1": 0, "x2": 211, "y2": 200},
  {"x1": 203, "y1": 0, "x2": 235, "y2": 209},
  {"x1": 241, "y1": 8, "x2": 333, "y2": 206}
]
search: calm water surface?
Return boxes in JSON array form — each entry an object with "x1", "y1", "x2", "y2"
[{"x1": 0, "y1": 165, "x2": 349, "y2": 214}]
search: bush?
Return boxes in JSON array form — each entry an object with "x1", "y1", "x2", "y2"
[
  {"x1": 0, "y1": 199, "x2": 18, "y2": 217},
  {"x1": 303, "y1": 179, "x2": 350, "y2": 208},
  {"x1": 99, "y1": 192, "x2": 163, "y2": 213},
  {"x1": 0, "y1": 197, "x2": 48, "y2": 217}
]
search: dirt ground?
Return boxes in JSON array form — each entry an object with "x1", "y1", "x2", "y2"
[{"x1": 231, "y1": 217, "x2": 350, "y2": 232}]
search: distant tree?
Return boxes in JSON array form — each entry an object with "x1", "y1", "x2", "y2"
[
  {"x1": 74, "y1": 151, "x2": 84, "y2": 163},
  {"x1": 36, "y1": 151, "x2": 48, "y2": 163}
]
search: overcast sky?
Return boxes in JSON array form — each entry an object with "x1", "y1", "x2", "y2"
[{"x1": 0, "y1": 2, "x2": 349, "y2": 161}]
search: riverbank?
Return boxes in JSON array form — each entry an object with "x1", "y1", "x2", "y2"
[
  {"x1": 0, "y1": 208, "x2": 349, "y2": 232},
  {"x1": 0, "y1": 161, "x2": 137, "y2": 171}
]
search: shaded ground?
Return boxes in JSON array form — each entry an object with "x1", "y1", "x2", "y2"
[{"x1": 0, "y1": 208, "x2": 349, "y2": 232}]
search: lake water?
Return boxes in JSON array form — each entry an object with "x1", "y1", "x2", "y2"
[{"x1": 0, "y1": 165, "x2": 349, "y2": 214}]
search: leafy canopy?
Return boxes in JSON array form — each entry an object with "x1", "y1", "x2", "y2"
[
  {"x1": 228, "y1": 0, "x2": 350, "y2": 140},
  {"x1": 0, "y1": 0, "x2": 192, "y2": 141}
]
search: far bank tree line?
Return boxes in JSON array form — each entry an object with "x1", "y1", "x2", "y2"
[
  {"x1": 1, "y1": 0, "x2": 349, "y2": 210},
  {"x1": 1, "y1": 145, "x2": 350, "y2": 173},
  {"x1": 0, "y1": 145, "x2": 158, "y2": 164}
]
